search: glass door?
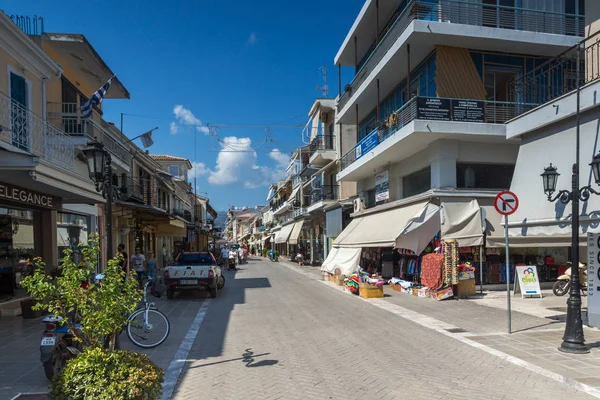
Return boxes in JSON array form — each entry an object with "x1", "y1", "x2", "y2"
[{"x1": 9, "y1": 72, "x2": 29, "y2": 151}]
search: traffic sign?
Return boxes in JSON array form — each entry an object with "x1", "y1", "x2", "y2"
[{"x1": 494, "y1": 190, "x2": 519, "y2": 216}]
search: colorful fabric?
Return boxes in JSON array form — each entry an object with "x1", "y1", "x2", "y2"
[
  {"x1": 421, "y1": 253, "x2": 445, "y2": 291},
  {"x1": 347, "y1": 274, "x2": 360, "y2": 294}
]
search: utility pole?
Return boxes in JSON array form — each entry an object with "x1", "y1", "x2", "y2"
[{"x1": 317, "y1": 65, "x2": 328, "y2": 97}]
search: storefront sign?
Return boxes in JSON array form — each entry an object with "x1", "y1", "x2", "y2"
[
  {"x1": 451, "y1": 100, "x2": 485, "y2": 123},
  {"x1": 375, "y1": 170, "x2": 389, "y2": 203},
  {"x1": 514, "y1": 265, "x2": 542, "y2": 298},
  {"x1": 588, "y1": 233, "x2": 600, "y2": 327},
  {"x1": 355, "y1": 129, "x2": 379, "y2": 160},
  {"x1": 0, "y1": 182, "x2": 59, "y2": 210},
  {"x1": 416, "y1": 97, "x2": 451, "y2": 121}
]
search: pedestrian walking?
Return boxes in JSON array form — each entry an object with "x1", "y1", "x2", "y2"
[
  {"x1": 147, "y1": 251, "x2": 157, "y2": 279},
  {"x1": 117, "y1": 244, "x2": 128, "y2": 277},
  {"x1": 130, "y1": 247, "x2": 146, "y2": 288}
]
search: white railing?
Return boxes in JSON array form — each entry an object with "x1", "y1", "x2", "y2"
[
  {"x1": 46, "y1": 102, "x2": 132, "y2": 165},
  {"x1": 0, "y1": 92, "x2": 74, "y2": 170}
]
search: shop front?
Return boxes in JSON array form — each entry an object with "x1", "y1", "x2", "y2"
[
  {"x1": 0, "y1": 182, "x2": 62, "y2": 303},
  {"x1": 321, "y1": 191, "x2": 510, "y2": 300}
]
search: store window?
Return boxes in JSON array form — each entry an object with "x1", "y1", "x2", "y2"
[
  {"x1": 456, "y1": 163, "x2": 514, "y2": 190},
  {"x1": 403, "y1": 167, "x2": 431, "y2": 198},
  {"x1": 57, "y1": 212, "x2": 91, "y2": 264},
  {"x1": 0, "y1": 207, "x2": 35, "y2": 302}
]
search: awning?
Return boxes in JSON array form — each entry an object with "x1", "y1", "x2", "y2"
[
  {"x1": 266, "y1": 188, "x2": 274, "y2": 202},
  {"x1": 440, "y1": 199, "x2": 484, "y2": 247},
  {"x1": 288, "y1": 220, "x2": 304, "y2": 245},
  {"x1": 274, "y1": 223, "x2": 295, "y2": 244},
  {"x1": 156, "y1": 219, "x2": 186, "y2": 237},
  {"x1": 289, "y1": 186, "x2": 300, "y2": 201},
  {"x1": 396, "y1": 203, "x2": 440, "y2": 254},
  {"x1": 320, "y1": 247, "x2": 362, "y2": 276},
  {"x1": 335, "y1": 201, "x2": 430, "y2": 248}
]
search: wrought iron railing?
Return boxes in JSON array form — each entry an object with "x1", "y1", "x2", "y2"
[
  {"x1": 310, "y1": 185, "x2": 340, "y2": 204},
  {"x1": 340, "y1": 96, "x2": 522, "y2": 170},
  {"x1": 0, "y1": 91, "x2": 74, "y2": 170},
  {"x1": 309, "y1": 135, "x2": 335, "y2": 153},
  {"x1": 118, "y1": 176, "x2": 172, "y2": 211},
  {"x1": 172, "y1": 208, "x2": 192, "y2": 222},
  {"x1": 338, "y1": 0, "x2": 584, "y2": 111},
  {"x1": 46, "y1": 102, "x2": 132, "y2": 165},
  {"x1": 508, "y1": 30, "x2": 600, "y2": 115}
]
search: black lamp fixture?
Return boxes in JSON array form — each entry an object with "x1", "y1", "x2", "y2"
[
  {"x1": 82, "y1": 138, "x2": 117, "y2": 259},
  {"x1": 540, "y1": 151, "x2": 600, "y2": 355}
]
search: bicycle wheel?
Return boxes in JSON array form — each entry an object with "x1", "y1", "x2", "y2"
[{"x1": 127, "y1": 308, "x2": 170, "y2": 348}]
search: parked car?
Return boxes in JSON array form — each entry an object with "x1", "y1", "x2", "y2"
[{"x1": 164, "y1": 252, "x2": 224, "y2": 299}]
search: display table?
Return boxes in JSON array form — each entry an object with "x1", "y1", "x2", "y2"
[{"x1": 456, "y1": 279, "x2": 476, "y2": 297}]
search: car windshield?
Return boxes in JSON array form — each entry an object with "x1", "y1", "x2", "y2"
[{"x1": 177, "y1": 254, "x2": 213, "y2": 265}]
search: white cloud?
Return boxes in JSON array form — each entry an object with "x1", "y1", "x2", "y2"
[
  {"x1": 189, "y1": 161, "x2": 210, "y2": 179},
  {"x1": 170, "y1": 105, "x2": 209, "y2": 135},
  {"x1": 169, "y1": 122, "x2": 179, "y2": 135},
  {"x1": 247, "y1": 32, "x2": 257, "y2": 45},
  {"x1": 206, "y1": 137, "x2": 287, "y2": 188},
  {"x1": 269, "y1": 149, "x2": 289, "y2": 169}
]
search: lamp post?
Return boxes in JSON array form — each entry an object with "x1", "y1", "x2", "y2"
[{"x1": 83, "y1": 139, "x2": 118, "y2": 259}]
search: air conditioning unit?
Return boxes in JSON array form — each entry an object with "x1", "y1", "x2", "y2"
[{"x1": 353, "y1": 198, "x2": 365, "y2": 213}]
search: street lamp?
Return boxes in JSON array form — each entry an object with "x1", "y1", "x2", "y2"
[{"x1": 83, "y1": 138, "x2": 117, "y2": 259}]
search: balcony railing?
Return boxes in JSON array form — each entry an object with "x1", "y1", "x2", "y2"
[
  {"x1": 119, "y1": 176, "x2": 170, "y2": 211},
  {"x1": 292, "y1": 207, "x2": 307, "y2": 218},
  {"x1": 338, "y1": 0, "x2": 585, "y2": 111},
  {"x1": 311, "y1": 185, "x2": 340, "y2": 204},
  {"x1": 172, "y1": 208, "x2": 193, "y2": 223},
  {"x1": 508, "y1": 30, "x2": 600, "y2": 115},
  {"x1": 0, "y1": 91, "x2": 74, "y2": 171},
  {"x1": 46, "y1": 102, "x2": 132, "y2": 166},
  {"x1": 340, "y1": 96, "x2": 520, "y2": 170},
  {"x1": 292, "y1": 175, "x2": 308, "y2": 187},
  {"x1": 309, "y1": 135, "x2": 335, "y2": 154}
]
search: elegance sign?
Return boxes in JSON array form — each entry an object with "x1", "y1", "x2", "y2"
[{"x1": 0, "y1": 182, "x2": 58, "y2": 209}]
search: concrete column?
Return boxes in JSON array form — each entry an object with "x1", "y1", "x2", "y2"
[
  {"x1": 429, "y1": 140, "x2": 458, "y2": 189},
  {"x1": 40, "y1": 210, "x2": 58, "y2": 272}
]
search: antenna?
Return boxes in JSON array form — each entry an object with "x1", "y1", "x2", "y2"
[{"x1": 317, "y1": 65, "x2": 328, "y2": 97}]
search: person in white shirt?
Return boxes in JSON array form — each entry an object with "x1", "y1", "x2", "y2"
[{"x1": 130, "y1": 247, "x2": 146, "y2": 288}]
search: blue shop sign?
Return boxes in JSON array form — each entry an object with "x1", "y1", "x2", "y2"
[{"x1": 355, "y1": 129, "x2": 379, "y2": 160}]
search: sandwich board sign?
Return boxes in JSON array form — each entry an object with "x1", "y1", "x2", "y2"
[{"x1": 514, "y1": 265, "x2": 542, "y2": 298}]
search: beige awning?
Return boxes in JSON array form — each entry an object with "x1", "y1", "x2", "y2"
[
  {"x1": 288, "y1": 221, "x2": 304, "y2": 245},
  {"x1": 320, "y1": 247, "x2": 362, "y2": 276},
  {"x1": 440, "y1": 199, "x2": 484, "y2": 247},
  {"x1": 274, "y1": 223, "x2": 295, "y2": 244},
  {"x1": 156, "y1": 219, "x2": 186, "y2": 237},
  {"x1": 335, "y1": 201, "x2": 430, "y2": 248}
]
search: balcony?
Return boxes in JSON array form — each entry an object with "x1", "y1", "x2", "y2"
[
  {"x1": 0, "y1": 92, "x2": 74, "y2": 171},
  {"x1": 119, "y1": 177, "x2": 169, "y2": 211},
  {"x1": 292, "y1": 175, "x2": 308, "y2": 188},
  {"x1": 46, "y1": 102, "x2": 132, "y2": 168},
  {"x1": 308, "y1": 185, "x2": 340, "y2": 213},
  {"x1": 172, "y1": 208, "x2": 193, "y2": 223},
  {"x1": 291, "y1": 207, "x2": 307, "y2": 219},
  {"x1": 309, "y1": 135, "x2": 336, "y2": 167},
  {"x1": 339, "y1": 95, "x2": 516, "y2": 177},
  {"x1": 337, "y1": 0, "x2": 584, "y2": 114}
]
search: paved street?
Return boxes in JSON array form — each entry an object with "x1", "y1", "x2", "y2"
[{"x1": 172, "y1": 257, "x2": 596, "y2": 400}]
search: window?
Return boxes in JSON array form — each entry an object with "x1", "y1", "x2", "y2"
[
  {"x1": 456, "y1": 163, "x2": 514, "y2": 189},
  {"x1": 403, "y1": 167, "x2": 431, "y2": 198},
  {"x1": 168, "y1": 165, "x2": 179, "y2": 176},
  {"x1": 176, "y1": 253, "x2": 214, "y2": 265}
]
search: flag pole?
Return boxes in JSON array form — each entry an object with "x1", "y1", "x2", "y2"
[{"x1": 126, "y1": 127, "x2": 158, "y2": 143}]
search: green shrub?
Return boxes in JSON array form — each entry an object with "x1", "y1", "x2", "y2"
[
  {"x1": 51, "y1": 348, "x2": 163, "y2": 400},
  {"x1": 275, "y1": 250, "x2": 280, "y2": 257}
]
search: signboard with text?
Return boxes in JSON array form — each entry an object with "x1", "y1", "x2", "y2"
[
  {"x1": 355, "y1": 129, "x2": 379, "y2": 161},
  {"x1": 416, "y1": 97, "x2": 451, "y2": 121},
  {"x1": 588, "y1": 233, "x2": 600, "y2": 327},
  {"x1": 0, "y1": 182, "x2": 59, "y2": 210},
  {"x1": 451, "y1": 99, "x2": 485, "y2": 123},
  {"x1": 375, "y1": 170, "x2": 389, "y2": 203},
  {"x1": 514, "y1": 265, "x2": 542, "y2": 298}
]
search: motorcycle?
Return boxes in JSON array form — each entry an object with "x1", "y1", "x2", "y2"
[
  {"x1": 553, "y1": 262, "x2": 588, "y2": 296},
  {"x1": 40, "y1": 315, "x2": 82, "y2": 380},
  {"x1": 269, "y1": 250, "x2": 278, "y2": 262},
  {"x1": 228, "y1": 254, "x2": 237, "y2": 270}
]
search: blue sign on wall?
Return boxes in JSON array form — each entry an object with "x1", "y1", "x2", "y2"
[{"x1": 355, "y1": 128, "x2": 379, "y2": 160}]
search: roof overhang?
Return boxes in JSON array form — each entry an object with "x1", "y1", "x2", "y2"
[{"x1": 41, "y1": 32, "x2": 130, "y2": 99}]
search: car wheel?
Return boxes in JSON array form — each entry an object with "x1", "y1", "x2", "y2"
[
  {"x1": 166, "y1": 288, "x2": 175, "y2": 299},
  {"x1": 217, "y1": 275, "x2": 225, "y2": 289},
  {"x1": 209, "y1": 287, "x2": 217, "y2": 298}
]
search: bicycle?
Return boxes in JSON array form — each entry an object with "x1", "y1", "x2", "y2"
[{"x1": 126, "y1": 278, "x2": 171, "y2": 348}]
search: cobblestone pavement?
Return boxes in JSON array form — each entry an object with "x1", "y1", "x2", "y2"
[{"x1": 172, "y1": 258, "x2": 596, "y2": 400}]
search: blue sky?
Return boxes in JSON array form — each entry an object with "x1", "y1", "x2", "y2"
[{"x1": 3, "y1": 0, "x2": 363, "y2": 210}]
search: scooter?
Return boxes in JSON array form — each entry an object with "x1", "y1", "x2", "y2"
[
  {"x1": 269, "y1": 250, "x2": 278, "y2": 262},
  {"x1": 553, "y1": 262, "x2": 588, "y2": 296},
  {"x1": 228, "y1": 254, "x2": 237, "y2": 270},
  {"x1": 40, "y1": 315, "x2": 82, "y2": 380}
]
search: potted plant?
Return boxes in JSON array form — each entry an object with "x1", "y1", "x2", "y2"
[{"x1": 21, "y1": 234, "x2": 164, "y2": 399}]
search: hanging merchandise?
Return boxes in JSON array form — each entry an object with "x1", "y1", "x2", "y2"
[
  {"x1": 421, "y1": 253, "x2": 445, "y2": 291},
  {"x1": 443, "y1": 240, "x2": 459, "y2": 286}
]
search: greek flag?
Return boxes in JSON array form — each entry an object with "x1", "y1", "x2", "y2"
[{"x1": 81, "y1": 75, "x2": 114, "y2": 119}]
